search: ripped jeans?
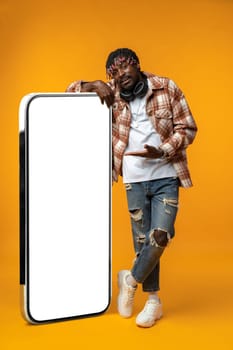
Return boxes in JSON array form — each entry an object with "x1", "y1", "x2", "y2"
[{"x1": 125, "y1": 177, "x2": 179, "y2": 292}]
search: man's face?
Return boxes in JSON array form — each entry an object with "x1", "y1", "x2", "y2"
[{"x1": 109, "y1": 59, "x2": 141, "y2": 91}]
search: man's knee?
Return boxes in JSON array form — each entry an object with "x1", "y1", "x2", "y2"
[{"x1": 150, "y1": 229, "x2": 170, "y2": 248}]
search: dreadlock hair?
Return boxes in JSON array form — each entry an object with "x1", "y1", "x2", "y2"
[{"x1": 106, "y1": 48, "x2": 140, "y2": 78}]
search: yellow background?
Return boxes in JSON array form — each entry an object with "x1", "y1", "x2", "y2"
[{"x1": 1, "y1": 0, "x2": 233, "y2": 348}]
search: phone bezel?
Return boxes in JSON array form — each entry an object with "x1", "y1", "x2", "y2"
[{"x1": 19, "y1": 93, "x2": 112, "y2": 324}]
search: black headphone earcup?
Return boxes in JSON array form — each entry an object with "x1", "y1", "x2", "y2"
[{"x1": 133, "y1": 80, "x2": 148, "y2": 98}]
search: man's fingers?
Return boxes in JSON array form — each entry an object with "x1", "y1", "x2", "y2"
[
  {"x1": 100, "y1": 96, "x2": 111, "y2": 108},
  {"x1": 103, "y1": 94, "x2": 114, "y2": 108},
  {"x1": 125, "y1": 145, "x2": 162, "y2": 159},
  {"x1": 105, "y1": 94, "x2": 114, "y2": 107},
  {"x1": 125, "y1": 151, "x2": 147, "y2": 156}
]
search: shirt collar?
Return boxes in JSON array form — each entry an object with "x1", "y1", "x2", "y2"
[{"x1": 144, "y1": 72, "x2": 164, "y2": 90}]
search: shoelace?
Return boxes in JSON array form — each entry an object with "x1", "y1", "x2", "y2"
[{"x1": 124, "y1": 288, "x2": 136, "y2": 306}]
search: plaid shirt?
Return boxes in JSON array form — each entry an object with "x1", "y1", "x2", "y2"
[
  {"x1": 66, "y1": 73, "x2": 197, "y2": 187},
  {"x1": 109, "y1": 72, "x2": 197, "y2": 187}
]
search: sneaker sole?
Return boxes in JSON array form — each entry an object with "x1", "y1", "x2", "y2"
[{"x1": 136, "y1": 311, "x2": 163, "y2": 328}]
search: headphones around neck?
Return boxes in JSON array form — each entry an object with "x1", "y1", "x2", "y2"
[{"x1": 120, "y1": 78, "x2": 148, "y2": 102}]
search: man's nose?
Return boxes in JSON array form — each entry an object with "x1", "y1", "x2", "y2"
[{"x1": 118, "y1": 68, "x2": 125, "y2": 77}]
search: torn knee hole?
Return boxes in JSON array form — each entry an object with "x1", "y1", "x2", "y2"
[
  {"x1": 129, "y1": 208, "x2": 143, "y2": 221},
  {"x1": 150, "y1": 229, "x2": 170, "y2": 248}
]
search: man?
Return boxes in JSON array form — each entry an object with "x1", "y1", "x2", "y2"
[{"x1": 66, "y1": 48, "x2": 197, "y2": 327}]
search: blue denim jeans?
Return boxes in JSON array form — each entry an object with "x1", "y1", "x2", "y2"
[{"x1": 125, "y1": 177, "x2": 179, "y2": 292}]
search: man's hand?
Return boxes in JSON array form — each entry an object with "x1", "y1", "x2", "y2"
[
  {"x1": 83, "y1": 80, "x2": 114, "y2": 108},
  {"x1": 125, "y1": 144, "x2": 164, "y2": 159}
]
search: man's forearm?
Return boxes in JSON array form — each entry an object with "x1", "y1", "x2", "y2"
[
  {"x1": 66, "y1": 79, "x2": 114, "y2": 107},
  {"x1": 80, "y1": 81, "x2": 98, "y2": 92}
]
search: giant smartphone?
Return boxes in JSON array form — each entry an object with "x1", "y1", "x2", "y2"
[{"x1": 19, "y1": 93, "x2": 111, "y2": 324}]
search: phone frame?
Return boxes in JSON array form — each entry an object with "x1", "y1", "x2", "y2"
[{"x1": 19, "y1": 93, "x2": 112, "y2": 324}]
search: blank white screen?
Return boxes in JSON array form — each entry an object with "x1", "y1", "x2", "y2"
[{"x1": 27, "y1": 94, "x2": 111, "y2": 322}]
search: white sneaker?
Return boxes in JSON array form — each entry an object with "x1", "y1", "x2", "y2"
[
  {"x1": 136, "y1": 299, "x2": 163, "y2": 327},
  {"x1": 117, "y1": 270, "x2": 137, "y2": 318}
]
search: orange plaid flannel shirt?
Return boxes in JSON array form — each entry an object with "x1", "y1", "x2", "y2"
[{"x1": 66, "y1": 72, "x2": 197, "y2": 187}]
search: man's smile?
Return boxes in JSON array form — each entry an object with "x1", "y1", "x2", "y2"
[{"x1": 120, "y1": 76, "x2": 132, "y2": 88}]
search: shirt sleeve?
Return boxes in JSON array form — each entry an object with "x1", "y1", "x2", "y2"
[
  {"x1": 159, "y1": 79, "x2": 197, "y2": 158},
  {"x1": 65, "y1": 80, "x2": 83, "y2": 92}
]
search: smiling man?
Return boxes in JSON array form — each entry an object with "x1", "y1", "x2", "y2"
[{"x1": 66, "y1": 48, "x2": 197, "y2": 328}]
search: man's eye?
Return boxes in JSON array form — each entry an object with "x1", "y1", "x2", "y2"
[{"x1": 121, "y1": 63, "x2": 128, "y2": 70}]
